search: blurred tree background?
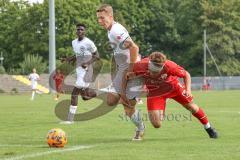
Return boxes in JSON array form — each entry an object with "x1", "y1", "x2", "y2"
[{"x1": 0, "y1": 0, "x2": 239, "y2": 75}]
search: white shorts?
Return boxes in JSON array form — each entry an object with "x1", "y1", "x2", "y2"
[
  {"x1": 31, "y1": 82, "x2": 37, "y2": 90},
  {"x1": 75, "y1": 66, "x2": 93, "y2": 88},
  {"x1": 111, "y1": 70, "x2": 143, "y2": 99}
]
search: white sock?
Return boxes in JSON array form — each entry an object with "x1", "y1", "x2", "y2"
[
  {"x1": 67, "y1": 105, "x2": 78, "y2": 121},
  {"x1": 31, "y1": 91, "x2": 35, "y2": 100},
  {"x1": 130, "y1": 109, "x2": 145, "y2": 131},
  {"x1": 204, "y1": 122, "x2": 211, "y2": 129}
]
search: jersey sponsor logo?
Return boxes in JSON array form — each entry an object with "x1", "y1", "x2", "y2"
[
  {"x1": 143, "y1": 73, "x2": 168, "y2": 82},
  {"x1": 76, "y1": 46, "x2": 86, "y2": 56},
  {"x1": 80, "y1": 46, "x2": 85, "y2": 53},
  {"x1": 145, "y1": 78, "x2": 165, "y2": 86}
]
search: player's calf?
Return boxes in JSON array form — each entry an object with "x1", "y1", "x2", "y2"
[
  {"x1": 71, "y1": 87, "x2": 81, "y2": 106},
  {"x1": 183, "y1": 103, "x2": 218, "y2": 139},
  {"x1": 148, "y1": 110, "x2": 164, "y2": 128}
]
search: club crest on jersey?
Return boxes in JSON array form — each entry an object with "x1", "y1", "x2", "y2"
[
  {"x1": 161, "y1": 74, "x2": 168, "y2": 80},
  {"x1": 117, "y1": 33, "x2": 124, "y2": 40}
]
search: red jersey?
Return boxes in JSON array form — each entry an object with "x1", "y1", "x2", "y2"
[
  {"x1": 133, "y1": 58, "x2": 187, "y2": 97},
  {"x1": 53, "y1": 73, "x2": 64, "y2": 86}
]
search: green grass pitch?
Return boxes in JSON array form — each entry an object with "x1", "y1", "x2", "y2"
[{"x1": 0, "y1": 90, "x2": 240, "y2": 160}]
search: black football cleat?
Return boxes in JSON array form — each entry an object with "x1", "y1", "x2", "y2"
[{"x1": 205, "y1": 127, "x2": 218, "y2": 139}]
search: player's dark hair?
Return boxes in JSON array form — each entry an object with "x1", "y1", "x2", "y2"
[{"x1": 76, "y1": 23, "x2": 86, "y2": 29}]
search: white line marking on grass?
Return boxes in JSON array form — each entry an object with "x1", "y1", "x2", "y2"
[
  {"x1": 1, "y1": 145, "x2": 93, "y2": 160},
  {"x1": 209, "y1": 110, "x2": 240, "y2": 114}
]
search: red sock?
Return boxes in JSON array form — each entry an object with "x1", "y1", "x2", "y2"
[{"x1": 192, "y1": 108, "x2": 209, "y2": 125}]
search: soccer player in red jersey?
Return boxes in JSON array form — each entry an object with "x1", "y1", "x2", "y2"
[
  {"x1": 122, "y1": 51, "x2": 218, "y2": 138},
  {"x1": 53, "y1": 69, "x2": 64, "y2": 100}
]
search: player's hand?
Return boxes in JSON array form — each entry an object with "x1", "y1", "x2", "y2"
[
  {"x1": 120, "y1": 93, "x2": 131, "y2": 107},
  {"x1": 183, "y1": 89, "x2": 192, "y2": 97},
  {"x1": 125, "y1": 72, "x2": 136, "y2": 80},
  {"x1": 81, "y1": 62, "x2": 89, "y2": 69}
]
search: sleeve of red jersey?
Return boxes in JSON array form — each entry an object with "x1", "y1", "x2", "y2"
[
  {"x1": 133, "y1": 61, "x2": 145, "y2": 76},
  {"x1": 167, "y1": 61, "x2": 187, "y2": 78},
  {"x1": 133, "y1": 62, "x2": 140, "y2": 74}
]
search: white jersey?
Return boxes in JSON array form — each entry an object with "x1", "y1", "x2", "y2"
[
  {"x1": 29, "y1": 73, "x2": 39, "y2": 83},
  {"x1": 29, "y1": 73, "x2": 39, "y2": 89},
  {"x1": 108, "y1": 22, "x2": 140, "y2": 70},
  {"x1": 72, "y1": 37, "x2": 97, "y2": 67},
  {"x1": 107, "y1": 22, "x2": 143, "y2": 98},
  {"x1": 72, "y1": 37, "x2": 97, "y2": 88}
]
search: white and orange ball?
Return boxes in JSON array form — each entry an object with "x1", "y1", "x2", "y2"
[{"x1": 47, "y1": 128, "x2": 67, "y2": 148}]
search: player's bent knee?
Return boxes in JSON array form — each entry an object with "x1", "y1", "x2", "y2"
[
  {"x1": 107, "y1": 100, "x2": 118, "y2": 106},
  {"x1": 150, "y1": 119, "x2": 162, "y2": 128},
  {"x1": 152, "y1": 122, "x2": 161, "y2": 128},
  {"x1": 106, "y1": 93, "x2": 119, "y2": 106}
]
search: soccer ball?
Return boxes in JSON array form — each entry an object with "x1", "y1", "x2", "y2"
[{"x1": 47, "y1": 128, "x2": 67, "y2": 148}]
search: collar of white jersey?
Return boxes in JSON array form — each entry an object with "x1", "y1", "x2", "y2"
[
  {"x1": 108, "y1": 21, "x2": 118, "y2": 31},
  {"x1": 77, "y1": 37, "x2": 86, "y2": 42}
]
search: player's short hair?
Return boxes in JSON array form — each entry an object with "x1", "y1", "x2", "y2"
[
  {"x1": 76, "y1": 23, "x2": 86, "y2": 29},
  {"x1": 149, "y1": 51, "x2": 167, "y2": 64},
  {"x1": 96, "y1": 4, "x2": 113, "y2": 16}
]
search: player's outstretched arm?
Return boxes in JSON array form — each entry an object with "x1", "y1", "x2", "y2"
[
  {"x1": 120, "y1": 71, "x2": 131, "y2": 106},
  {"x1": 123, "y1": 37, "x2": 139, "y2": 71},
  {"x1": 120, "y1": 71, "x2": 137, "y2": 106},
  {"x1": 60, "y1": 55, "x2": 76, "y2": 64},
  {"x1": 183, "y1": 71, "x2": 192, "y2": 97},
  {"x1": 111, "y1": 56, "x2": 116, "y2": 81}
]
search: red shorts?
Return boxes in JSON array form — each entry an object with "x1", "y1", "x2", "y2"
[{"x1": 147, "y1": 84, "x2": 193, "y2": 111}]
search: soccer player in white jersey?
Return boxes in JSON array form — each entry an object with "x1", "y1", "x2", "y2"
[
  {"x1": 97, "y1": 4, "x2": 145, "y2": 140},
  {"x1": 60, "y1": 23, "x2": 99, "y2": 124},
  {"x1": 28, "y1": 68, "x2": 40, "y2": 100}
]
